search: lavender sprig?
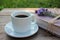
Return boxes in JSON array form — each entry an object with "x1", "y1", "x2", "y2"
[{"x1": 35, "y1": 8, "x2": 59, "y2": 18}]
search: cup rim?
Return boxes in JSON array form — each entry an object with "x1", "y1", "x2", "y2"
[{"x1": 11, "y1": 10, "x2": 33, "y2": 19}]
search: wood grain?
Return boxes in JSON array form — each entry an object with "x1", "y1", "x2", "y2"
[{"x1": 0, "y1": 8, "x2": 60, "y2": 40}]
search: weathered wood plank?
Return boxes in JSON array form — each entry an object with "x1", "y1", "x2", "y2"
[
  {"x1": 0, "y1": 8, "x2": 60, "y2": 16},
  {"x1": 0, "y1": 8, "x2": 60, "y2": 40},
  {"x1": 0, "y1": 16, "x2": 11, "y2": 23},
  {"x1": 0, "y1": 25, "x2": 60, "y2": 40}
]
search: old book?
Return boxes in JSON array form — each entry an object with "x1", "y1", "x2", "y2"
[{"x1": 35, "y1": 15, "x2": 60, "y2": 37}]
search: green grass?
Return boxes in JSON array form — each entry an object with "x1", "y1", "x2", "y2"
[{"x1": 0, "y1": 0, "x2": 60, "y2": 10}]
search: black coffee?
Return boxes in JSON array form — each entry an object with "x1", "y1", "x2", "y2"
[{"x1": 15, "y1": 15, "x2": 28, "y2": 18}]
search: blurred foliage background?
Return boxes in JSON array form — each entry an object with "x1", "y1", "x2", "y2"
[{"x1": 0, "y1": 0, "x2": 60, "y2": 10}]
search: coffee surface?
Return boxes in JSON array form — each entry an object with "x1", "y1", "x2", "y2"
[{"x1": 15, "y1": 15, "x2": 28, "y2": 18}]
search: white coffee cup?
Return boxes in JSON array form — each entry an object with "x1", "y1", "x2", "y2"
[{"x1": 11, "y1": 10, "x2": 36, "y2": 33}]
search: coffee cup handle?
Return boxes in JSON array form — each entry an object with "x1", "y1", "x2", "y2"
[{"x1": 31, "y1": 14, "x2": 36, "y2": 24}]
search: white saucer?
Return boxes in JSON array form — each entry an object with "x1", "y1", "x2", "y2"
[{"x1": 4, "y1": 22, "x2": 38, "y2": 38}]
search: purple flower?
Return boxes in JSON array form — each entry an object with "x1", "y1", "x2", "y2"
[
  {"x1": 35, "y1": 8, "x2": 48, "y2": 16},
  {"x1": 35, "y1": 10, "x2": 40, "y2": 14},
  {"x1": 35, "y1": 8, "x2": 44, "y2": 14},
  {"x1": 39, "y1": 8, "x2": 45, "y2": 11}
]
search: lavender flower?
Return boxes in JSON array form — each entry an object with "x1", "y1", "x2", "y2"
[
  {"x1": 35, "y1": 8, "x2": 47, "y2": 16},
  {"x1": 35, "y1": 8, "x2": 60, "y2": 18}
]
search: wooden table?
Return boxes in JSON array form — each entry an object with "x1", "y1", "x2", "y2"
[{"x1": 0, "y1": 8, "x2": 60, "y2": 40}]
